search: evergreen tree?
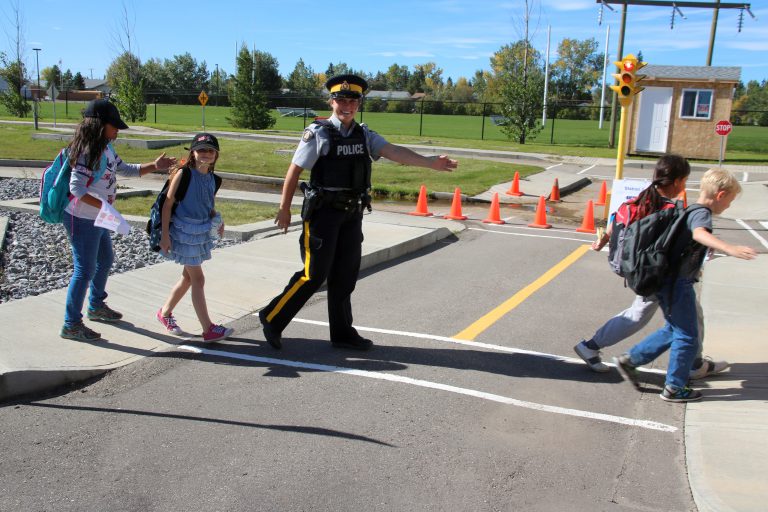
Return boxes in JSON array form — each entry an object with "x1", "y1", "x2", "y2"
[{"x1": 228, "y1": 44, "x2": 275, "y2": 130}]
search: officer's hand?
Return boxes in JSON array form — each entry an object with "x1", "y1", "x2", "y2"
[
  {"x1": 275, "y1": 207, "x2": 292, "y2": 234},
  {"x1": 431, "y1": 155, "x2": 457, "y2": 172}
]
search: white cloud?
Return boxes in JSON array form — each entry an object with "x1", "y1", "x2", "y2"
[{"x1": 543, "y1": 0, "x2": 591, "y2": 12}]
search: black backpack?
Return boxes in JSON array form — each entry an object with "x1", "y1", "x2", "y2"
[
  {"x1": 617, "y1": 201, "x2": 706, "y2": 297},
  {"x1": 146, "y1": 167, "x2": 222, "y2": 252}
]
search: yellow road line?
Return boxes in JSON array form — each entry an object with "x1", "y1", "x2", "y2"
[{"x1": 453, "y1": 244, "x2": 592, "y2": 340}]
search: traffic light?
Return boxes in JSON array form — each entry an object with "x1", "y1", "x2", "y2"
[{"x1": 610, "y1": 54, "x2": 646, "y2": 107}]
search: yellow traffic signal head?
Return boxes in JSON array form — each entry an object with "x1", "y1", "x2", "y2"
[{"x1": 611, "y1": 54, "x2": 647, "y2": 106}]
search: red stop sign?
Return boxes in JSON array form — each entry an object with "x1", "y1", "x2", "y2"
[{"x1": 715, "y1": 120, "x2": 732, "y2": 136}]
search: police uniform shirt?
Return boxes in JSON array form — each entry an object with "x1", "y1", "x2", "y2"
[{"x1": 291, "y1": 115, "x2": 388, "y2": 177}]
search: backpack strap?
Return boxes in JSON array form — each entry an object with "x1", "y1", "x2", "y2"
[
  {"x1": 173, "y1": 166, "x2": 193, "y2": 203},
  {"x1": 213, "y1": 173, "x2": 222, "y2": 194}
]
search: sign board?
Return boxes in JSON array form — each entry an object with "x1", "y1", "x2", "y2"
[
  {"x1": 198, "y1": 91, "x2": 209, "y2": 106},
  {"x1": 608, "y1": 178, "x2": 652, "y2": 219},
  {"x1": 715, "y1": 120, "x2": 732, "y2": 136}
]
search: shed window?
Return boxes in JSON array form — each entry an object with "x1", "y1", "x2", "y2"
[{"x1": 680, "y1": 89, "x2": 713, "y2": 120}]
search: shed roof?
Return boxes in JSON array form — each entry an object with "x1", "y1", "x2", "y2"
[{"x1": 642, "y1": 65, "x2": 741, "y2": 82}]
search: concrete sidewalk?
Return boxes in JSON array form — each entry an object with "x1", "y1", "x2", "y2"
[{"x1": 0, "y1": 209, "x2": 464, "y2": 399}]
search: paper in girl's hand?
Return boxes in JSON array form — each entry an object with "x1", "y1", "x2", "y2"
[{"x1": 94, "y1": 200, "x2": 131, "y2": 235}]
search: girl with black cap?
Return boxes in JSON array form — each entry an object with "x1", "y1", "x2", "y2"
[
  {"x1": 155, "y1": 133, "x2": 234, "y2": 343},
  {"x1": 60, "y1": 99, "x2": 176, "y2": 342}
]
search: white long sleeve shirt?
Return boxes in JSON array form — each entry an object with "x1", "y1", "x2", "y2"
[{"x1": 65, "y1": 144, "x2": 141, "y2": 220}]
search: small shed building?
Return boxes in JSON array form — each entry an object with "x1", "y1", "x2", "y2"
[{"x1": 627, "y1": 65, "x2": 740, "y2": 160}]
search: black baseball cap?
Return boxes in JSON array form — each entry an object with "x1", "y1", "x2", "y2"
[
  {"x1": 188, "y1": 133, "x2": 220, "y2": 152},
  {"x1": 325, "y1": 74, "x2": 368, "y2": 99},
  {"x1": 83, "y1": 99, "x2": 129, "y2": 130}
]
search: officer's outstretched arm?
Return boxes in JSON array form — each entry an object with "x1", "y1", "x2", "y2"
[
  {"x1": 276, "y1": 163, "x2": 304, "y2": 233},
  {"x1": 379, "y1": 143, "x2": 457, "y2": 172}
]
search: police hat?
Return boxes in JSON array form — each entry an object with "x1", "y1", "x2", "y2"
[{"x1": 325, "y1": 74, "x2": 368, "y2": 99}]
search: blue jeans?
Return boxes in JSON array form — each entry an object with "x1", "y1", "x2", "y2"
[
  {"x1": 627, "y1": 278, "x2": 700, "y2": 390},
  {"x1": 63, "y1": 212, "x2": 113, "y2": 327}
]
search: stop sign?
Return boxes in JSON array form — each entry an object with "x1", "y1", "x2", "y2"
[{"x1": 715, "y1": 120, "x2": 732, "y2": 136}]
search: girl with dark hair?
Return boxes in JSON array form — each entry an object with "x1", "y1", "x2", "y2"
[{"x1": 60, "y1": 99, "x2": 176, "y2": 342}]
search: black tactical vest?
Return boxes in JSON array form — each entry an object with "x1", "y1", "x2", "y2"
[{"x1": 309, "y1": 120, "x2": 372, "y2": 192}]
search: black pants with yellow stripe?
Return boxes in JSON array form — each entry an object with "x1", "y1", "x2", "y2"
[{"x1": 261, "y1": 204, "x2": 364, "y2": 343}]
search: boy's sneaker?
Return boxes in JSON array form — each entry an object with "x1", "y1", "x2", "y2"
[
  {"x1": 202, "y1": 324, "x2": 234, "y2": 343},
  {"x1": 156, "y1": 308, "x2": 183, "y2": 336},
  {"x1": 574, "y1": 341, "x2": 609, "y2": 373},
  {"x1": 613, "y1": 355, "x2": 642, "y2": 390},
  {"x1": 689, "y1": 356, "x2": 730, "y2": 380},
  {"x1": 660, "y1": 385, "x2": 703, "y2": 403},
  {"x1": 87, "y1": 304, "x2": 123, "y2": 323},
  {"x1": 60, "y1": 323, "x2": 101, "y2": 342}
]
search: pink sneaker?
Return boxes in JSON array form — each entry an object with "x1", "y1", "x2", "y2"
[
  {"x1": 203, "y1": 324, "x2": 234, "y2": 342},
  {"x1": 156, "y1": 308, "x2": 183, "y2": 336}
]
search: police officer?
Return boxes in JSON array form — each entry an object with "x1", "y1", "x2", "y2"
[{"x1": 259, "y1": 74, "x2": 457, "y2": 350}]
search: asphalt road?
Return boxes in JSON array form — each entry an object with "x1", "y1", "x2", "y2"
[{"x1": 1, "y1": 217, "x2": 714, "y2": 512}]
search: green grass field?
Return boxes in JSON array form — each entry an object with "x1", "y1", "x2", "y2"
[
  {"x1": 0, "y1": 123, "x2": 540, "y2": 199},
  {"x1": 3, "y1": 100, "x2": 765, "y2": 162}
]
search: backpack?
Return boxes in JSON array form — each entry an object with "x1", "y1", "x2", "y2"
[
  {"x1": 614, "y1": 200, "x2": 706, "y2": 297},
  {"x1": 146, "y1": 167, "x2": 222, "y2": 252},
  {"x1": 39, "y1": 146, "x2": 109, "y2": 223}
]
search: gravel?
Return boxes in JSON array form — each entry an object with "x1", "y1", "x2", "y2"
[{"x1": 0, "y1": 178, "x2": 239, "y2": 304}]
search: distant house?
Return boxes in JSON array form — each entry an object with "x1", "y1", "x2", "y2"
[
  {"x1": 366, "y1": 90, "x2": 413, "y2": 101},
  {"x1": 626, "y1": 65, "x2": 740, "y2": 160},
  {"x1": 84, "y1": 78, "x2": 111, "y2": 94}
]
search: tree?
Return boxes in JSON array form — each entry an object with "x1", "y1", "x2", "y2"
[
  {"x1": 493, "y1": 40, "x2": 545, "y2": 144},
  {"x1": 42, "y1": 65, "x2": 61, "y2": 89},
  {"x1": 107, "y1": 52, "x2": 146, "y2": 121},
  {"x1": 106, "y1": 5, "x2": 146, "y2": 121},
  {"x1": 384, "y1": 63, "x2": 410, "y2": 91},
  {"x1": 253, "y1": 50, "x2": 281, "y2": 93},
  {"x1": 73, "y1": 72, "x2": 85, "y2": 90},
  {"x1": 163, "y1": 53, "x2": 209, "y2": 102},
  {"x1": 550, "y1": 38, "x2": 602, "y2": 103},
  {"x1": 0, "y1": 53, "x2": 30, "y2": 116},
  {"x1": 61, "y1": 69, "x2": 74, "y2": 90},
  {"x1": 228, "y1": 43, "x2": 274, "y2": 130},
  {"x1": 285, "y1": 58, "x2": 318, "y2": 96},
  {"x1": 0, "y1": 1, "x2": 31, "y2": 117},
  {"x1": 141, "y1": 57, "x2": 168, "y2": 95}
]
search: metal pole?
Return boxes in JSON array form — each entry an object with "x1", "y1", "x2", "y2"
[
  {"x1": 419, "y1": 99, "x2": 424, "y2": 136},
  {"x1": 706, "y1": 0, "x2": 721, "y2": 65},
  {"x1": 718, "y1": 136, "x2": 724, "y2": 168},
  {"x1": 542, "y1": 25, "x2": 551, "y2": 127},
  {"x1": 481, "y1": 102, "x2": 487, "y2": 140},
  {"x1": 599, "y1": 25, "x2": 610, "y2": 129},
  {"x1": 609, "y1": 2, "x2": 628, "y2": 148},
  {"x1": 615, "y1": 104, "x2": 628, "y2": 179},
  {"x1": 215, "y1": 64, "x2": 220, "y2": 106},
  {"x1": 33, "y1": 48, "x2": 41, "y2": 130}
]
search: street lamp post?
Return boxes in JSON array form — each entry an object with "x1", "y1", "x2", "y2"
[{"x1": 32, "y1": 47, "x2": 41, "y2": 130}]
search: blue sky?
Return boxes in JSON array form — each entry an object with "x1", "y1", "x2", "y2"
[{"x1": 12, "y1": 0, "x2": 767, "y2": 86}]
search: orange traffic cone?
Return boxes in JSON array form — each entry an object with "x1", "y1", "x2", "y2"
[
  {"x1": 505, "y1": 171, "x2": 524, "y2": 196},
  {"x1": 528, "y1": 195, "x2": 552, "y2": 229},
  {"x1": 444, "y1": 188, "x2": 468, "y2": 220},
  {"x1": 549, "y1": 178, "x2": 561, "y2": 202},
  {"x1": 409, "y1": 185, "x2": 433, "y2": 216},
  {"x1": 595, "y1": 181, "x2": 607, "y2": 206},
  {"x1": 576, "y1": 200, "x2": 596, "y2": 233},
  {"x1": 482, "y1": 192, "x2": 505, "y2": 224}
]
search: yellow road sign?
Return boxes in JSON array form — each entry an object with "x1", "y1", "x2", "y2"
[{"x1": 198, "y1": 91, "x2": 209, "y2": 106}]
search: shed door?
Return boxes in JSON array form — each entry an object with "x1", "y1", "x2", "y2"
[{"x1": 636, "y1": 87, "x2": 673, "y2": 153}]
